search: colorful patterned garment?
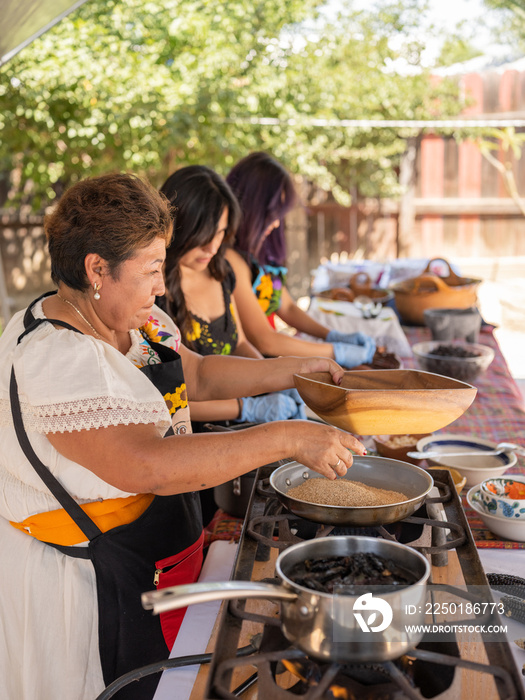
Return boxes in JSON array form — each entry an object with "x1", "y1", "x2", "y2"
[
  {"x1": 250, "y1": 258, "x2": 288, "y2": 329},
  {"x1": 136, "y1": 313, "x2": 181, "y2": 364},
  {"x1": 135, "y1": 310, "x2": 190, "y2": 430},
  {"x1": 184, "y1": 264, "x2": 239, "y2": 356}
]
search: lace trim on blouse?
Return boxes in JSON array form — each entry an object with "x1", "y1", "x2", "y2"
[
  {"x1": 0, "y1": 303, "x2": 178, "y2": 434},
  {"x1": 0, "y1": 396, "x2": 171, "y2": 434}
]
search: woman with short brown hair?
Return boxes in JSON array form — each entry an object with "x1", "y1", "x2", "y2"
[{"x1": 0, "y1": 172, "x2": 364, "y2": 700}]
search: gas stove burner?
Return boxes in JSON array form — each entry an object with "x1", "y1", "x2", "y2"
[
  {"x1": 382, "y1": 504, "x2": 427, "y2": 543},
  {"x1": 248, "y1": 498, "x2": 461, "y2": 563},
  {"x1": 204, "y1": 465, "x2": 525, "y2": 700},
  {"x1": 213, "y1": 625, "x2": 458, "y2": 700},
  {"x1": 273, "y1": 626, "x2": 457, "y2": 699}
]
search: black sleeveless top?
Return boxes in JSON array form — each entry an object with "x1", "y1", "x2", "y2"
[{"x1": 185, "y1": 263, "x2": 239, "y2": 356}]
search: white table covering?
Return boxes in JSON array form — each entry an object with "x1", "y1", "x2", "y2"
[
  {"x1": 310, "y1": 258, "x2": 460, "y2": 295},
  {"x1": 304, "y1": 296, "x2": 412, "y2": 357}
]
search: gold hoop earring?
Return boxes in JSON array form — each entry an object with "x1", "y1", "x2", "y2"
[{"x1": 93, "y1": 283, "x2": 101, "y2": 300}]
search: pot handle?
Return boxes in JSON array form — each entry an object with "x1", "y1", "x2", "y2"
[
  {"x1": 141, "y1": 580, "x2": 297, "y2": 615},
  {"x1": 423, "y1": 257, "x2": 462, "y2": 283},
  {"x1": 350, "y1": 271, "x2": 372, "y2": 293},
  {"x1": 411, "y1": 273, "x2": 451, "y2": 294}
]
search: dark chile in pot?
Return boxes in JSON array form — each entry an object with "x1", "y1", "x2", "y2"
[{"x1": 287, "y1": 552, "x2": 419, "y2": 594}]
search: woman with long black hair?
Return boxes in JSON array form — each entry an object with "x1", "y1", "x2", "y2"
[{"x1": 159, "y1": 165, "x2": 305, "y2": 425}]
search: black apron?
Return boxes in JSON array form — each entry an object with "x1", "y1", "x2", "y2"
[{"x1": 9, "y1": 293, "x2": 203, "y2": 700}]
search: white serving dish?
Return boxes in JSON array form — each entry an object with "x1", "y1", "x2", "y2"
[
  {"x1": 467, "y1": 485, "x2": 525, "y2": 542},
  {"x1": 416, "y1": 433, "x2": 517, "y2": 488}
]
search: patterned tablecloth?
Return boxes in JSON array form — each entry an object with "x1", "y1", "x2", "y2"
[
  {"x1": 403, "y1": 325, "x2": 525, "y2": 549},
  {"x1": 204, "y1": 508, "x2": 243, "y2": 548}
]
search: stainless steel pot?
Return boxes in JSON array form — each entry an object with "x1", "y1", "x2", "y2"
[
  {"x1": 270, "y1": 456, "x2": 434, "y2": 526},
  {"x1": 142, "y1": 535, "x2": 430, "y2": 663},
  {"x1": 213, "y1": 470, "x2": 257, "y2": 518}
]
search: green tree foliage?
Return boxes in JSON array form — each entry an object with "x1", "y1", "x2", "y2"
[
  {"x1": 0, "y1": 0, "x2": 463, "y2": 209},
  {"x1": 477, "y1": 127, "x2": 525, "y2": 215},
  {"x1": 436, "y1": 32, "x2": 483, "y2": 67},
  {"x1": 482, "y1": 0, "x2": 525, "y2": 49}
]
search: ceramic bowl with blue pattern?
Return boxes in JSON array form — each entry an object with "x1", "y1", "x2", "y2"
[
  {"x1": 416, "y1": 433, "x2": 517, "y2": 488},
  {"x1": 478, "y1": 477, "x2": 525, "y2": 520},
  {"x1": 467, "y1": 486, "x2": 525, "y2": 541}
]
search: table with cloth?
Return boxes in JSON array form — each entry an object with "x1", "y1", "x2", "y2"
[
  {"x1": 213, "y1": 298, "x2": 525, "y2": 547},
  {"x1": 309, "y1": 258, "x2": 525, "y2": 541},
  {"x1": 303, "y1": 296, "x2": 525, "y2": 683},
  {"x1": 402, "y1": 323, "x2": 525, "y2": 682},
  {"x1": 304, "y1": 296, "x2": 525, "y2": 548},
  {"x1": 402, "y1": 324, "x2": 525, "y2": 549}
]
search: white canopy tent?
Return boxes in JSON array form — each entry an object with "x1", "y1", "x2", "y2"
[{"x1": 0, "y1": 0, "x2": 91, "y2": 66}]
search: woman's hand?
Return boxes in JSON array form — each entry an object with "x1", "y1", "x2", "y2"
[
  {"x1": 294, "y1": 356, "x2": 346, "y2": 386},
  {"x1": 326, "y1": 330, "x2": 376, "y2": 366},
  {"x1": 331, "y1": 342, "x2": 373, "y2": 369},
  {"x1": 235, "y1": 390, "x2": 306, "y2": 423},
  {"x1": 283, "y1": 421, "x2": 367, "y2": 479}
]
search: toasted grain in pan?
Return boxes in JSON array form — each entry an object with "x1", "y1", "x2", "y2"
[{"x1": 287, "y1": 479, "x2": 407, "y2": 507}]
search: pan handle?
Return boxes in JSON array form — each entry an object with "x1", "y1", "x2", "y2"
[{"x1": 141, "y1": 580, "x2": 297, "y2": 615}]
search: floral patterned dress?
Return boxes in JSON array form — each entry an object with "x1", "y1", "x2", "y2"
[
  {"x1": 184, "y1": 265, "x2": 239, "y2": 356},
  {"x1": 250, "y1": 258, "x2": 288, "y2": 329}
]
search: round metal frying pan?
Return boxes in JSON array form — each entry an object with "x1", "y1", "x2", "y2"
[{"x1": 269, "y1": 456, "x2": 434, "y2": 527}]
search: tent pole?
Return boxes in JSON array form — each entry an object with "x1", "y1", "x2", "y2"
[{"x1": 0, "y1": 245, "x2": 12, "y2": 329}]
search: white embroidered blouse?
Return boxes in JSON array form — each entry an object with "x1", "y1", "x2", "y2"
[
  {"x1": 0, "y1": 298, "x2": 193, "y2": 700},
  {"x1": 0, "y1": 299, "x2": 184, "y2": 522}
]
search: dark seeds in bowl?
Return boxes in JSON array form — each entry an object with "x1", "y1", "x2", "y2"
[
  {"x1": 418, "y1": 344, "x2": 485, "y2": 381},
  {"x1": 431, "y1": 344, "x2": 480, "y2": 359}
]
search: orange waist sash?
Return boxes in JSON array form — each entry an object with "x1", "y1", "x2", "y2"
[{"x1": 9, "y1": 493, "x2": 155, "y2": 546}]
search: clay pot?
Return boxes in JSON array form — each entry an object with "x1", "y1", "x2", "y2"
[{"x1": 390, "y1": 258, "x2": 481, "y2": 326}]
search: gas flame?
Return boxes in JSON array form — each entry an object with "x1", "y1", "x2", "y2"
[
  {"x1": 280, "y1": 659, "x2": 352, "y2": 699},
  {"x1": 281, "y1": 659, "x2": 308, "y2": 681}
]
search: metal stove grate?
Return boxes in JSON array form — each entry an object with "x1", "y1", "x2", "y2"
[{"x1": 202, "y1": 464, "x2": 525, "y2": 700}]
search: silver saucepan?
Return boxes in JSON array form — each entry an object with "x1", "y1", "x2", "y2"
[
  {"x1": 142, "y1": 535, "x2": 430, "y2": 663},
  {"x1": 269, "y1": 456, "x2": 434, "y2": 527}
]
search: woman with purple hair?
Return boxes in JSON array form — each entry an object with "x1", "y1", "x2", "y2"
[{"x1": 225, "y1": 152, "x2": 376, "y2": 368}]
